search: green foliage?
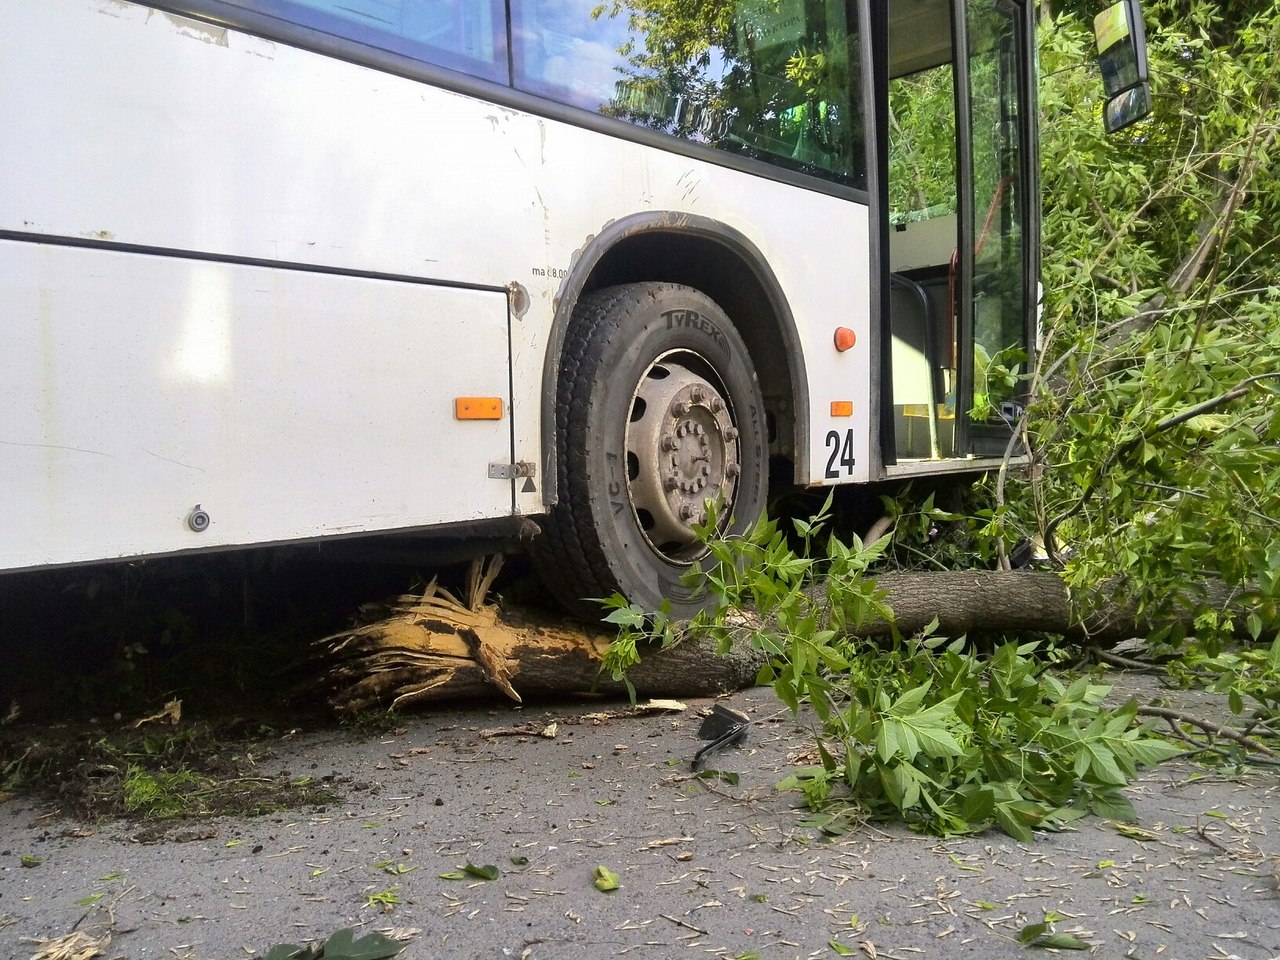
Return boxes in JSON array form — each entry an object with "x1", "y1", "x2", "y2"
[
  {"x1": 875, "y1": 486, "x2": 1007, "y2": 571},
  {"x1": 1168, "y1": 636, "x2": 1280, "y2": 724},
  {"x1": 776, "y1": 632, "x2": 1177, "y2": 840},
  {"x1": 1025, "y1": 1, "x2": 1280, "y2": 644},
  {"x1": 608, "y1": 501, "x2": 1178, "y2": 839},
  {"x1": 262, "y1": 928, "x2": 403, "y2": 960},
  {"x1": 888, "y1": 64, "x2": 956, "y2": 218},
  {"x1": 121, "y1": 765, "x2": 204, "y2": 818}
]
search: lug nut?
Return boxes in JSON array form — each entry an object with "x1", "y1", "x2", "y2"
[
  {"x1": 724, "y1": 426, "x2": 739, "y2": 441},
  {"x1": 691, "y1": 387, "x2": 706, "y2": 403},
  {"x1": 679, "y1": 504, "x2": 696, "y2": 521},
  {"x1": 672, "y1": 400, "x2": 691, "y2": 416},
  {"x1": 663, "y1": 477, "x2": 679, "y2": 492},
  {"x1": 726, "y1": 463, "x2": 741, "y2": 478},
  {"x1": 710, "y1": 398, "x2": 723, "y2": 413}
]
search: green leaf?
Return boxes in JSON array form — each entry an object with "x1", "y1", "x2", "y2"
[
  {"x1": 462, "y1": 862, "x2": 500, "y2": 881},
  {"x1": 593, "y1": 865, "x2": 621, "y2": 892},
  {"x1": 1017, "y1": 922, "x2": 1049, "y2": 944},
  {"x1": 994, "y1": 802, "x2": 1035, "y2": 843},
  {"x1": 1125, "y1": 737, "x2": 1181, "y2": 768},
  {"x1": 319, "y1": 927, "x2": 406, "y2": 960},
  {"x1": 1088, "y1": 791, "x2": 1136, "y2": 822},
  {"x1": 1032, "y1": 933, "x2": 1090, "y2": 950},
  {"x1": 262, "y1": 946, "x2": 312, "y2": 960},
  {"x1": 829, "y1": 941, "x2": 856, "y2": 955}
]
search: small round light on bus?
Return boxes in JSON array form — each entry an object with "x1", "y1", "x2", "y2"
[{"x1": 833, "y1": 327, "x2": 856, "y2": 352}]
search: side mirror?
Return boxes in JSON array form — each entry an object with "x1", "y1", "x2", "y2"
[
  {"x1": 1094, "y1": 0, "x2": 1151, "y2": 133},
  {"x1": 1104, "y1": 83, "x2": 1151, "y2": 133}
]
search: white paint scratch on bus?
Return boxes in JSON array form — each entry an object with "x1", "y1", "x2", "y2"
[{"x1": 158, "y1": 12, "x2": 229, "y2": 47}]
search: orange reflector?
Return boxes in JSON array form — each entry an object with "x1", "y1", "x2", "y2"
[
  {"x1": 833, "y1": 327, "x2": 856, "y2": 352},
  {"x1": 831, "y1": 401, "x2": 854, "y2": 417},
  {"x1": 455, "y1": 397, "x2": 503, "y2": 420}
]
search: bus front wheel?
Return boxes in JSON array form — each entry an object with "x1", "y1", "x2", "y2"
[{"x1": 534, "y1": 282, "x2": 768, "y2": 620}]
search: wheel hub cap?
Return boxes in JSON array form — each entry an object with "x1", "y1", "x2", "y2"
[{"x1": 627, "y1": 359, "x2": 740, "y2": 559}]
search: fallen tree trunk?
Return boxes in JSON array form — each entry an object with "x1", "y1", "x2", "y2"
[
  {"x1": 858, "y1": 571, "x2": 1254, "y2": 643},
  {"x1": 308, "y1": 564, "x2": 1258, "y2": 713}
]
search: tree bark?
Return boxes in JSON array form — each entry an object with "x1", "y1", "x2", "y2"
[
  {"x1": 857, "y1": 571, "x2": 1251, "y2": 643},
  {"x1": 308, "y1": 571, "x2": 1258, "y2": 713}
]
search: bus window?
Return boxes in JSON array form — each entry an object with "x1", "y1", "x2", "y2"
[
  {"x1": 511, "y1": 0, "x2": 866, "y2": 189},
  {"x1": 227, "y1": 0, "x2": 508, "y2": 82},
  {"x1": 887, "y1": 61, "x2": 958, "y2": 460},
  {"x1": 888, "y1": 64, "x2": 956, "y2": 226}
]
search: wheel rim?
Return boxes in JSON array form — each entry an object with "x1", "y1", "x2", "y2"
[{"x1": 625, "y1": 352, "x2": 741, "y2": 562}]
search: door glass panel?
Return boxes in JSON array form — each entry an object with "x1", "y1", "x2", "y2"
[
  {"x1": 886, "y1": 61, "x2": 958, "y2": 460},
  {"x1": 888, "y1": 64, "x2": 956, "y2": 223},
  {"x1": 965, "y1": 0, "x2": 1026, "y2": 431}
]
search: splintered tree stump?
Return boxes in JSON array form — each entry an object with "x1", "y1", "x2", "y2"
[
  {"x1": 310, "y1": 560, "x2": 1256, "y2": 713},
  {"x1": 311, "y1": 578, "x2": 767, "y2": 714}
]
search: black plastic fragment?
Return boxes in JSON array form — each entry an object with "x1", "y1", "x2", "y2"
[{"x1": 692, "y1": 704, "x2": 749, "y2": 770}]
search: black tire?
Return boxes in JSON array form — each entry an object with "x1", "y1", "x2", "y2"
[{"x1": 534, "y1": 282, "x2": 768, "y2": 620}]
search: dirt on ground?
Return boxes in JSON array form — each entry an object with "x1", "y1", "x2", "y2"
[{"x1": 3, "y1": 677, "x2": 1280, "y2": 960}]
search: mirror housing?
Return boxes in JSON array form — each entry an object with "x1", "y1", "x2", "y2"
[{"x1": 1094, "y1": 0, "x2": 1151, "y2": 132}]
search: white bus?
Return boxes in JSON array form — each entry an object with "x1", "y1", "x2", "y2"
[{"x1": 2, "y1": 0, "x2": 1049, "y2": 618}]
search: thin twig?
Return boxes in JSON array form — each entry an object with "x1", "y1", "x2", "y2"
[
  {"x1": 1046, "y1": 372, "x2": 1280, "y2": 558},
  {"x1": 1088, "y1": 648, "x2": 1163, "y2": 672},
  {"x1": 1137, "y1": 705, "x2": 1278, "y2": 759},
  {"x1": 659, "y1": 914, "x2": 708, "y2": 935}
]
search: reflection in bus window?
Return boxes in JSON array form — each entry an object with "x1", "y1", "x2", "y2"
[
  {"x1": 888, "y1": 64, "x2": 956, "y2": 224},
  {"x1": 511, "y1": 0, "x2": 866, "y2": 189},
  {"x1": 227, "y1": 0, "x2": 507, "y2": 81}
]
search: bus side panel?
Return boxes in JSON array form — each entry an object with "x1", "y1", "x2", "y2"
[
  {"x1": 0, "y1": 241, "x2": 512, "y2": 570},
  {"x1": 1, "y1": 0, "x2": 876, "y2": 572}
]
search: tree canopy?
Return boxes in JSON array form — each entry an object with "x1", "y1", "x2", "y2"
[{"x1": 1026, "y1": 0, "x2": 1280, "y2": 643}]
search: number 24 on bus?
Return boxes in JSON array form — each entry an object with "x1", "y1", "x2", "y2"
[{"x1": 0, "y1": 0, "x2": 1150, "y2": 618}]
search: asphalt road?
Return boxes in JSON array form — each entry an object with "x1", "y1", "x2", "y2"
[{"x1": 3, "y1": 678, "x2": 1279, "y2": 960}]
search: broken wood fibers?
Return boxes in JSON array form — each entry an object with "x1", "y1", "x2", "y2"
[{"x1": 313, "y1": 557, "x2": 766, "y2": 713}]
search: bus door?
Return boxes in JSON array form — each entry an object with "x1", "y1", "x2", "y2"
[{"x1": 882, "y1": 0, "x2": 1033, "y2": 464}]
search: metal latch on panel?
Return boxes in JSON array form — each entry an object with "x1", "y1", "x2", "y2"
[{"x1": 489, "y1": 462, "x2": 538, "y2": 492}]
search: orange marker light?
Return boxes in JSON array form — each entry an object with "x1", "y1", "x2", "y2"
[
  {"x1": 830, "y1": 401, "x2": 854, "y2": 417},
  {"x1": 833, "y1": 327, "x2": 856, "y2": 352},
  {"x1": 455, "y1": 397, "x2": 504, "y2": 420}
]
